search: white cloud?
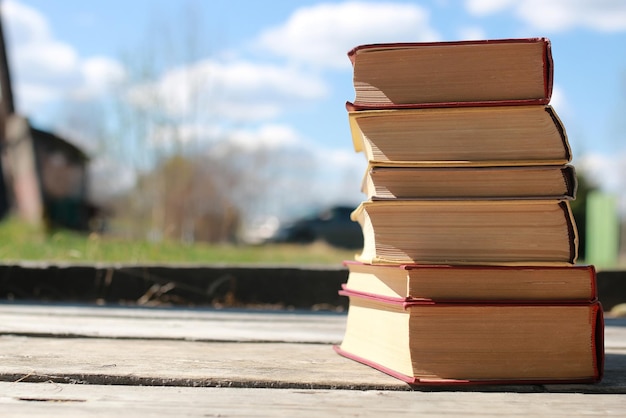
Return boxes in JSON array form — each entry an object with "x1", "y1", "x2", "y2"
[
  {"x1": 577, "y1": 152, "x2": 626, "y2": 192},
  {"x1": 465, "y1": 0, "x2": 515, "y2": 15},
  {"x1": 144, "y1": 121, "x2": 308, "y2": 158},
  {"x1": 76, "y1": 56, "x2": 126, "y2": 99},
  {"x1": 88, "y1": 156, "x2": 136, "y2": 203},
  {"x1": 2, "y1": 0, "x2": 48, "y2": 43},
  {"x1": 15, "y1": 39, "x2": 78, "y2": 81},
  {"x1": 127, "y1": 58, "x2": 328, "y2": 122},
  {"x1": 576, "y1": 151, "x2": 626, "y2": 215},
  {"x1": 2, "y1": 0, "x2": 125, "y2": 113},
  {"x1": 15, "y1": 83, "x2": 58, "y2": 110},
  {"x1": 225, "y1": 124, "x2": 303, "y2": 152},
  {"x1": 255, "y1": 1, "x2": 440, "y2": 69},
  {"x1": 147, "y1": 123, "x2": 222, "y2": 148},
  {"x1": 2, "y1": 0, "x2": 76, "y2": 111},
  {"x1": 549, "y1": 85, "x2": 570, "y2": 116},
  {"x1": 220, "y1": 127, "x2": 365, "y2": 219},
  {"x1": 324, "y1": 147, "x2": 364, "y2": 169},
  {"x1": 466, "y1": 0, "x2": 626, "y2": 32},
  {"x1": 306, "y1": 146, "x2": 366, "y2": 209},
  {"x1": 457, "y1": 26, "x2": 488, "y2": 40}
]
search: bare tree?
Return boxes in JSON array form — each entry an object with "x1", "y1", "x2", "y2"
[{"x1": 51, "y1": 2, "x2": 328, "y2": 243}]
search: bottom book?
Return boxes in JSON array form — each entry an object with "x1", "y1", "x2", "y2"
[{"x1": 336, "y1": 289, "x2": 604, "y2": 385}]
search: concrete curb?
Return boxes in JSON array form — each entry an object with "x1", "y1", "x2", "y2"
[
  {"x1": 0, "y1": 263, "x2": 624, "y2": 311},
  {"x1": 0, "y1": 263, "x2": 349, "y2": 309}
]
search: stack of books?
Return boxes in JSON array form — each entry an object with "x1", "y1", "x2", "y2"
[{"x1": 335, "y1": 38, "x2": 604, "y2": 385}]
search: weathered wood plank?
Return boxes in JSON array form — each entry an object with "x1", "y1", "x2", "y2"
[
  {"x1": 0, "y1": 303, "x2": 346, "y2": 343},
  {"x1": 1, "y1": 382, "x2": 625, "y2": 417},
  {"x1": 2, "y1": 303, "x2": 624, "y2": 347},
  {"x1": 1, "y1": 335, "x2": 625, "y2": 393},
  {"x1": 0, "y1": 336, "x2": 404, "y2": 389},
  {"x1": 605, "y1": 317, "x2": 626, "y2": 348},
  {"x1": 0, "y1": 304, "x2": 624, "y2": 394}
]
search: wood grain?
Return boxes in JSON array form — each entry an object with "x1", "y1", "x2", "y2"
[{"x1": 0, "y1": 303, "x2": 625, "y2": 417}]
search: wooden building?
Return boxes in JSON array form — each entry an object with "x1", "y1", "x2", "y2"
[
  {"x1": 0, "y1": 6, "x2": 93, "y2": 230},
  {"x1": 3, "y1": 115, "x2": 91, "y2": 230}
]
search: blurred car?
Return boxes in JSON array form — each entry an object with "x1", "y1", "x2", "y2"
[{"x1": 269, "y1": 205, "x2": 363, "y2": 249}]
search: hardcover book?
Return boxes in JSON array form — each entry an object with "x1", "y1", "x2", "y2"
[
  {"x1": 362, "y1": 164, "x2": 577, "y2": 200},
  {"x1": 348, "y1": 38, "x2": 552, "y2": 109},
  {"x1": 336, "y1": 36, "x2": 604, "y2": 387},
  {"x1": 343, "y1": 261, "x2": 597, "y2": 302},
  {"x1": 336, "y1": 289, "x2": 604, "y2": 385},
  {"x1": 351, "y1": 200, "x2": 578, "y2": 265},
  {"x1": 348, "y1": 105, "x2": 570, "y2": 166}
]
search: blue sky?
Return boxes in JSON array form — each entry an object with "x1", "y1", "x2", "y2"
[{"x1": 2, "y1": 0, "x2": 626, "y2": 220}]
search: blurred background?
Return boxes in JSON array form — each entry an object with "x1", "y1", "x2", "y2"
[{"x1": 0, "y1": 0, "x2": 624, "y2": 267}]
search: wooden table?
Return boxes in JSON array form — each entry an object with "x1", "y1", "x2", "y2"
[{"x1": 0, "y1": 303, "x2": 624, "y2": 416}]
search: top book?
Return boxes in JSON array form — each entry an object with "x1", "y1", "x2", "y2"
[{"x1": 347, "y1": 38, "x2": 553, "y2": 110}]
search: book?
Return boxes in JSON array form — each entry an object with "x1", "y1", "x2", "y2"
[
  {"x1": 336, "y1": 289, "x2": 604, "y2": 384},
  {"x1": 348, "y1": 105, "x2": 570, "y2": 166},
  {"x1": 352, "y1": 200, "x2": 578, "y2": 265},
  {"x1": 343, "y1": 261, "x2": 597, "y2": 302},
  {"x1": 347, "y1": 38, "x2": 552, "y2": 110},
  {"x1": 362, "y1": 164, "x2": 577, "y2": 200}
]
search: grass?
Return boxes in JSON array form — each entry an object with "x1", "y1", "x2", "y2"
[{"x1": 0, "y1": 218, "x2": 356, "y2": 265}]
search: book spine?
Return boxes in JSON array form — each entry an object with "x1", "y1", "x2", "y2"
[{"x1": 542, "y1": 38, "x2": 554, "y2": 102}]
